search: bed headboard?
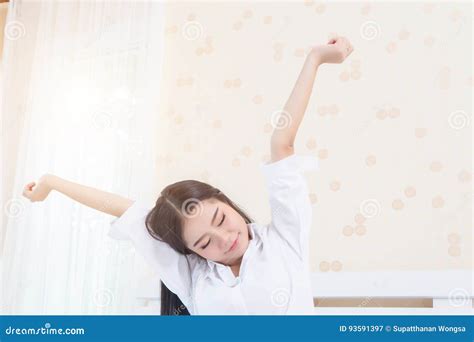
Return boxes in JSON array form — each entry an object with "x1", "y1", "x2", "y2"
[{"x1": 311, "y1": 270, "x2": 473, "y2": 315}]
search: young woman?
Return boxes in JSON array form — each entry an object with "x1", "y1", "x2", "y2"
[{"x1": 22, "y1": 36, "x2": 353, "y2": 315}]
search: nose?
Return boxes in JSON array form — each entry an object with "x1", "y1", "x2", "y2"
[{"x1": 216, "y1": 230, "x2": 234, "y2": 251}]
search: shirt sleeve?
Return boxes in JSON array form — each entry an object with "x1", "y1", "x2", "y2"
[
  {"x1": 259, "y1": 154, "x2": 319, "y2": 262},
  {"x1": 108, "y1": 200, "x2": 193, "y2": 306}
]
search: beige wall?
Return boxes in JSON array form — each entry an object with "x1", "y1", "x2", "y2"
[{"x1": 158, "y1": 2, "x2": 472, "y2": 275}]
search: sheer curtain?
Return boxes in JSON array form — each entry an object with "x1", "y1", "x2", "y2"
[{"x1": 1, "y1": 1, "x2": 166, "y2": 314}]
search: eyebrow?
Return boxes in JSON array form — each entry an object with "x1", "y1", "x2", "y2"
[{"x1": 192, "y1": 206, "x2": 219, "y2": 247}]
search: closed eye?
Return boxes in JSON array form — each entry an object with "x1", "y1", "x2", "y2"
[
  {"x1": 218, "y1": 214, "x2": 225, "y2": 226},
  {"x1": 202, "y1": 239, "x2": 211, "y2": 249},
  {"x1": 201, "y1": 214, "x2": 225, "y2": 249}
]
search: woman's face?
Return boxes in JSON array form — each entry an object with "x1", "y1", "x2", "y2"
[{"x1": 181, "y1": 198, "x2": 250, "y2": 266}]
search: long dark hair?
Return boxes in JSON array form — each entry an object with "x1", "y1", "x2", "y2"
[{"x1": 144, "y1": 180, "x2": 253, "y2": 315}]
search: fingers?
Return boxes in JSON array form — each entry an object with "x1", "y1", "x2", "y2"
[
  {"x1": 26, "y1": 182, "x2": 35, "y2": 191},
  {"x1": 22, "y1": 182, "x2": 36, "y2": 200},
  {"x1": 347, "y1": 42, "x2": 354, "y2": 55},
  {"x1": 337, "y1": 37, "x2": 350, "y2": 47},
  {"x1": 346, "y1": 43, "x2": 353, "y2": 53},
  {"x1": 332, "y1": 36, "x2": 349, "y2": 45},
  {"x1": 334, "y1": 36, "x2": 354, "y2": 56}
]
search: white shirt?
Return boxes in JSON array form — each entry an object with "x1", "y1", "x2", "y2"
[{"x1": 108, "y1": 153, "x2": 319, "y2": 315}]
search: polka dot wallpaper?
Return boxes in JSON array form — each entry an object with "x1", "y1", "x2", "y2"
[{"x1": 154, "y1": 2, "x2": 472, "y2": 272}]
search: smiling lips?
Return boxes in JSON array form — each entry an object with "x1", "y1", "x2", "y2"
[{"x1": 227, "y1": 233, "x2": 239, "y2": 253}]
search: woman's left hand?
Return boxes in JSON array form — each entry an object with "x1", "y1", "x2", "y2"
[
  {"x1": 311, "y1": 35, "x2": 354, "y2": 65},
  {"x1": 22, "y1": 174, "x2": 53, "y2": 202}
]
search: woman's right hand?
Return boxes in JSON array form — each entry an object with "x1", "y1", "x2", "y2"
[
  {"x1": 311, "y1": 35, "x2": 354, "y2": 65},
  {"x1": 22, "y1": 174, "x2": 54, "y2": 202}
]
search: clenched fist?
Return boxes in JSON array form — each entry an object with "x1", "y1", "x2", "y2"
[
  {"x1": 311, "y1": 35, "x2": 354, "y2": 65},
  {"x1": 22, "y1": 174, "x2": 53, "y2": 202}
]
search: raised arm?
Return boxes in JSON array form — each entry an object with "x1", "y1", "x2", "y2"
[
  {"x1": 270, "y1": 35, "x2": 353, "y2": 163},
  {"x1": 22, "y1": 174, "x2": 133, "y2": 218}
]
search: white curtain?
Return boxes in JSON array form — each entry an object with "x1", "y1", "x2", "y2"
[{"x1": 1, "y1": 0, "x2": 166, "y2": 314}]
